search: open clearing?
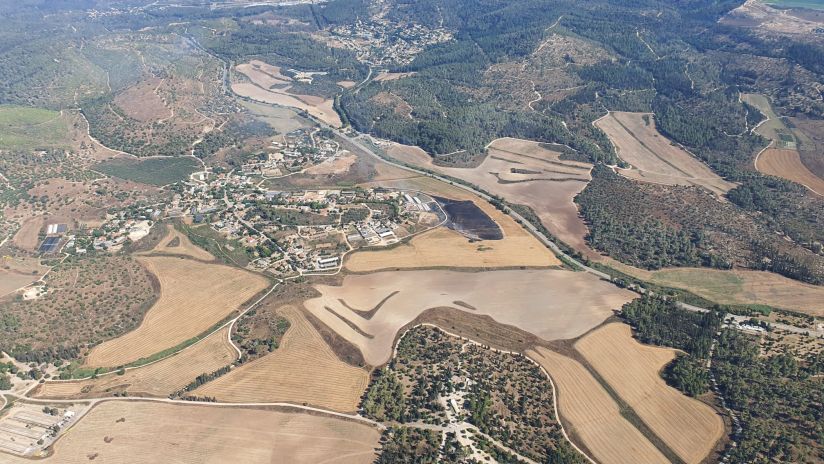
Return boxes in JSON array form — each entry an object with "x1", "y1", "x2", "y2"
[
  {"x1": 85, "y1": 256, "x2": 268, "y2": 368},
  {"x1": 606, "y1": 259, "x2": 824, "y2": 316},
  {"x1": 11, "y1": 215, "x2": 44, "y2": 251},
  {"x1": 527, "y1": 346, "x2": 668, "y2": 464},
  {"x1": 354, "y1": 174, "x2": 561, "y2": 269},
  {"x1": 576, "y1": 323, "x2": 724, "y2": 464},
  {"x1": 0, "y1": 105, "x2": 69, "y2": 149},
  {"x1": 755, "y1": 148, "x2": 824, "y2": 195},
  {"x1": 194, "y1": 305, "x2": 369, "y2": 412},
  {"x1": 385, "y1": 138, "x2": 596, "y2": 256},
  {"x1": 742, "y1": 93, "x2": 789, "y2": 143},
  {"x1": 144, "y1": 223, "x2": 215, "y2": 261},
  {"x1": 233, "y1": 60, "x2": 342, "y2": 127},
  {"x1": 2, "y1": 401, "x2": 380, "y2": 464},
  {"x1": 596, "y1": 112, "x2": 735, "y2": 196},
  {"x1": 33, "y1": 327, "x2": 235, "y2": 399},
  {"x1": 113, "y1": 78, "x2": 173, "y2": 123},
  {"x1": 304, "y1": 269, "x2": 635, "y2": 366}
]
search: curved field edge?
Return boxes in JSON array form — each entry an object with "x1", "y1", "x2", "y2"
[{"x1": 84, "y1": 256, "x2": 269, "y2": 368}]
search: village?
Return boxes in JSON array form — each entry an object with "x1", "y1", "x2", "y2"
[{"x1": 47, "y1": 128, "x2": 446, "y2": 278}]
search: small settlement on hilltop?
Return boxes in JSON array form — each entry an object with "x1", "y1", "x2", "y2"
[{"x1": 51, "y1": 127, "x2": 444, "y2": 279}]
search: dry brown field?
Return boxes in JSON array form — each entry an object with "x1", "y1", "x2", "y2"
[
  {"x1": 113, "y1": 78, "x2": 173, "y2": 123},
  {"x1": 304, "y1": 269, "x2": 635, "y2": 366},
  {"x1": 755, "y1": 148, "x2": 824, "y2": 195},
  {"x1": 384, "y1": 138, "x2": 597, "y2": 258},
  {"x1": 596, "y1": 112, "x2": 735, "y2": 196},
  {"x1": 233, "y1": 60, "x2": 342, "y2": 127},
  {"x1": 3, "y1": 401, "x2": 380, "y2": 464},
  {"x1": 723, "y1": 0, "x2": 823, "y2": 35},
  {"x1": 356, "y1": 173, "x2": 561, "y2": 266},
  {"x1": 605, "y1": 259, "x2": 824, "y2": 317},
  {"x1": 85, "y1": 256, "x2": 268, "y2": 368},
  {"x1": 576, "y1": 323, "x2": 724, "y2": 464},
  {"x1": 11, "y1": 215, "x2": 44, "y2": 251},
  {"x1": 144, "y1": 223, "x2": 215, "y2": 261},
  {"x1": 33, "y1": 327, "x2": 236, "y2": 399},
  {"x1": 337, "y1": 80, "x2": 356, "y2": 88},
  {"x1": 373, "y1": 71, "x2": 416, "y2": 81},
  {"x1": 526, "y1": 346, "x2": 668, "y2": 464},
  {"x1": 194, "y1": 306, "x2": 369, "y2": 412},
  {"x1": 304, "y1": 152, "x2": 358, "y2": 176},
  {"x1": 0, "y1": 255, "x2": 47, "y2": 296}
]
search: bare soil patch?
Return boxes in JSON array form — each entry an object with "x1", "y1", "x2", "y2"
[
  {"x1": 575, "y1": 323, "x2": 725, "y2": 464},
  {"x1": 11, "y1": 215, "x2": 44, "y2": 251},
  {"x1": 33, "y1": 327, "x2": 235, "y2": 399},
  {"x1": 527, "y1": 346, "x2": 668, "y2": 464},
  {"x1": 85, "y1": 256, "x2": 268, "y2": 368},
  {"x1": 113, "y1": 78, "x2": 172, "y2": 123},
  {"x1": 596, "y1": 112, "x2": 735, "y2": 196},
  {"x1": 304, "y1": 269, "x2": 635, "y2": 366},
  {"x1": 194, "y1": 305, "x2": 369, "y2": 412},
  {"x1": 3, "y1": 401, "x2": 380, "y2": 463}
]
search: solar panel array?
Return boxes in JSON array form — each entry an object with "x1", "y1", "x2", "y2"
[{"x1": 38, "y1": 236, "x2": 61, "y2": 254}]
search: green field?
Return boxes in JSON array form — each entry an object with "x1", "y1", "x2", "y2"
[
  {"x1": 0, "y1": 105, "x2": 69, "y2": 149},
  {"x1": 95, "y1": 157, "x2": 200, "y2": 185},
  {"x1": 764, "y1": 0, "x2": 824, "y2": 10}
]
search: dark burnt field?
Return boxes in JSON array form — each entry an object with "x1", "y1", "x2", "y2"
[{"x1": 434, "y1": 196, "x2": 503, "y2": 240}]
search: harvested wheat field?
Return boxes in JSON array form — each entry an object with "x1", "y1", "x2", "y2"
[
  {"x1": 596, "y1": 112, "x2": 735, "y2": 196},
  {"x1": 305, "y1": 269, "x2": 635, "y2": 365},
  {"x1": 144, "y1": 223, "x2": 215, "y2": 261},
  {"x1": 4, "y1": 401, "x2": 380, "y2": 464},
  {"x1": 527, "y1": 347, "x2": 668, "y2": 464},
  {"x1": 0, "y1": 255, "x2": 47, "y2": 296},
  {"x1": 85, "y1": 256, "x2": 268, "y2": 368},
  {"x1": 33, "y1": 327, "x2": 235, "y2": 399},
  {"x1": 756, "y1": 148, "x2": 824, "y2": 195},
  {"x1": 236, "y1": 60, "x2": 292, "y2": 88},
  {"x1": 355, "y1": 175, "x2": 560, "y2": 268},
  {"x1": 576, "y1": 323, "x2": 724, "y2": 464},
  {"x1": 194, "y1": 305, "x2": 369, "y2": 412},
  {"x1": 384, "y1": 139, "x2": 597, "y2": 258}
]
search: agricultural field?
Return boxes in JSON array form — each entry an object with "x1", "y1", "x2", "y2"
[
  {"x1": 233, "y1": 60, "x2": 342, "y2": 127},
  {"x1": 742, "y1": 93, "x2": 793, "y2": 144},
  {"x1": 193, "y1": 305, "x2": 369, "y2": 412},
  {"x1": 385, "y1": 138, "x2": 597, "y2": 256},
  {"x1": 610, "y1": 261, "x2": 824, "y2": 316},
  {"x1": 575, "y1": 323, "x2": 725, "y2": 464},
  {"x1": 526, "y1": 347, "x2": 668, "y2": 464},
  {"x1": 32, "y1": 327, "x2": 235, "y2": 399},
  {"x1": 755, "y1": 148, "x2": 824, "y2": 195},
  {"x1": 595, "y1": 112, "x2": 735, "y2": 196},
  {"x1": 0, "y1": 255, "x2": 157, "y2": 363},
  {"x1": 304, "y1": 268, "x2": 635, "y2": 365},
  {"x1": 2, "y1": 401, "x2": 380, "y2": 463},
  {"x1": 94, "y1": 157, "x2": 201, "y2": 186},
  {"x1": 85, "y1": 256, "x2": 268, "y2": 368},
  {"x1": 141, "y1": 223, "x2": 215, "y2": 261},
  {"x1": 0, "y1": 106, "x2": 69, "y2": 150}
]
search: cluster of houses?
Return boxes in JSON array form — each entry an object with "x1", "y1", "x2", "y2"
[{"x1": 240, "y1": 128, "x2": 341, "y2": 177}]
